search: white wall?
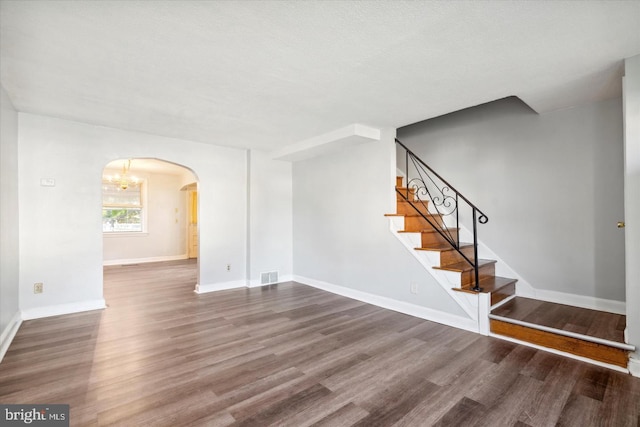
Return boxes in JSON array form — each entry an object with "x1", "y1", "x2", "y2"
[
  {"x1": 292, "y1": 129, "x2": 469, "y2": 318},
  {"x1": 623, "y1": 54, "x2": 640, "y2": 373},
  {"x1": 103, "y1": 169, "x2": 188, "y2": 263},
  {"x1": 398, "y1": 97, "x2": 625, "y2": 302},
  {"x1": 18, "y1": 113, "x2": 247, "y2": 315},
  {"x1": 0, "y1": 86, "x2": 20, "y2": 350},
  {"x1": 248, "y1": 150, "x2": 293, "y2": 285},
  {"x1": 178, "y1": 168, "x2": 198, "y2": 190}
]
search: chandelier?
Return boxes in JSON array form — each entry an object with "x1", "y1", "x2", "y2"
[{"x1": 104, "y1": 159, "x2": 139, "y2": 190}]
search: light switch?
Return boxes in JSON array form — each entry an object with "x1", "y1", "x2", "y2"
[{"x1": 40, "y1": 178, "x2": 56, "y2": 187}]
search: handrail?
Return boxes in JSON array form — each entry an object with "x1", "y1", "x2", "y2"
[
  {"x1": 395, "y1": 139, "x2": 488, "y2": 222},
  {"x1": 396, "y1": 138, "x2": 488, "y2": 292}
]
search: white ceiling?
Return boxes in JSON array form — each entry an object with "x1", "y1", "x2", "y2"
[{"x1": 1, "y1": 1, "x2": 639, "y2": 152}]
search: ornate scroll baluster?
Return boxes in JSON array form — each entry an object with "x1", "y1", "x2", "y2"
[{"x1": 396, "y1": 139, "x2": 488, "y2": 292}]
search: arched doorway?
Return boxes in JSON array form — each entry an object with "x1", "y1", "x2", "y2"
[{"x1": 101, "y1": 158, "x2": 199, "y2": 289}]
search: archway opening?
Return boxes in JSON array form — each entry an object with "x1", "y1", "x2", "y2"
[{"x1": 101, "y1": 158, "x2": 199, "y2": 293}]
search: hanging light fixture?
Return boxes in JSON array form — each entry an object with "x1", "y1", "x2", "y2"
[{"x1": 104, "y1": 159, "x2": 139, "y2": 190}]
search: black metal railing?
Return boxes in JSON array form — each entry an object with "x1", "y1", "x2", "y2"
[{"x1": 396, "y1": 138, "x2": 488, "y2": 292}]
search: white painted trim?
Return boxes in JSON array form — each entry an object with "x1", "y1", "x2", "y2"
[
  {"x1": 387, "y1": 216, "x2": 479, "y2": 321},
  {"x1": 294, "y1": 275, "x2": 478, "y2": 333},
  {"x1": 195, "y1": 280, "x2": 247, "y2": 294},
  {"x1": 247, "y1": 274, "x2": 294, "y2": 288},
  {"x1": 478, "y1": 292, "x2": 491, "y2": 336},
  {"x1": 629, "y1": 357, "x2": 640, "y2": 378},
  {"x1": 0, "y1": 311, "x2": 22, "y2": 363},
  {"x1": 21, "y1": 299, "x2": 106, "y2": 321},
  {"x1": 103, "y1": 254, "x2": 189, "y2": 266},
  {"x1": 490, "y1": 333, "x2": 629, "y2": 374},
  {"x1": 527, "y1": 288, "x2": 626, "y2": 315}
]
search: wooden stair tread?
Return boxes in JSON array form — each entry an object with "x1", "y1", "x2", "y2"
[
  {"x1": 403, "y1": 212, "x2": 443, "y2": 218},
  {"x1": 415, "y1": 242, "x2": 473, "y2": 252},
  {"x1": 489, "y1": 297, "x2": 632, "y2": 368},
  {"x1": 395, "y1": 187, "x2": 416, "y2": 195},
  {"x1": 419, "y1": 227, "x2": 458, "y2": 233},
  {"x1": 453, "y1": 276, "x2": 516, "y2": 294},
  {"x1": 490, "y1": 318, "x2": 630, "y2": 367},
  {"x1": 398, "y1": 227, "x2": 459, "y2": 233},
  {"x1": 398, "y1": 228, "x2": 459, "y2": 234},
  {"x1": 433, "y1": 259, "x2": 496, "y2": 272},
  {"x1": 491, "y1": 297, "x2": 627, "y2": 344},
  {"x1": 474, "y1": 276, "x2": 517, "y2": 292}
]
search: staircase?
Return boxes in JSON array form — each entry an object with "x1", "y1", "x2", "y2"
[
  {"x1": 388, "y1": 175, "x2": 517, "y2": 306},
  {"x1": 387, "y1": 139, "x2": 634, "y2": 372}
]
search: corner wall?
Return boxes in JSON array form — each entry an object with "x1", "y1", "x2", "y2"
[
  {"x1": 292, "y1": 129, "x2": 469, "y2": 319},
  {"x1": 248, "y1": 150, "x2": 293, "y2": 285},
  {"x1": 398, "y1": 97, "x2": 625, "y2": 303},
  {"x1": 0, "y1": 86, "x2": 20, "y2": 359}
]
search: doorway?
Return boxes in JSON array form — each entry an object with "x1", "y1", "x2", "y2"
[
  {"x1": 182, "y1": 182, "x2": 198, "y2": 259},
  {"x1": 101, "y1": 158, "x2": 199, "y2": 273}
]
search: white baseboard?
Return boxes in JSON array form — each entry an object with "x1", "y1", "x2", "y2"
[
  {"x1": 629, "y1": 356, "x2": 640, "y2": 378},
  {"x1": 293, "y1": 275, "x2": 478, "y2": 333},
  {"x1": 103, "y1": 254, "x2": 189, "y2": 266},
  {"x1": 247, "y1": 274, "x2": 294, "y2": 288},
  {"x1": 524, "y1": 288, "x2": 626, "y2": 315},
  {"x1": 0, "y1": 311, "x2": 22, "y2": 363},
  {"x1": 457, "y1": 227, "x2": 627, "y2": 316},
  {"x1": 195, "y1": 280, "x2": 247, "y2": 294},
  {"x1": 21, "y1": 299, "x2": 107, "y2": 321},
  {"x1": 196, "y1": 275, "x2": 296, "y2": 294}
]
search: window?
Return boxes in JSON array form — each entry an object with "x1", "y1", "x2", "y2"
[{"x1": 102, "y1": 181, "x2": 145, "y2": 233}]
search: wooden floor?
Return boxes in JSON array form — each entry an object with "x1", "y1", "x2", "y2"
[
  {"x1": 491, "y1": 297, "x2": 626, "y2": 343},
  {"x1": 1, "y1": 260, "x2": 639, "y2": 426}
]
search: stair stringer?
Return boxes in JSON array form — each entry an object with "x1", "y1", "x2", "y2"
[
  {"x1": 388, "y1": 215, "x2": 483, "y2": 332},
  {"x1": 398, "y1": 167, "x2": 533, "y2": 298},
  {"x1": 455, "y1": 226, "x2": 534, "y2": 301}
]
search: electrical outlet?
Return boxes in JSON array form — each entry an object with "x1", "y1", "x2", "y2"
[
  {"x1": 410, "y1": 282, "x2": 419, "y2": 294},
  {"x1": 34, "y1": 282, "x2": 43, "y2": 294},
  {"x1": 226, "y1": 264, "x2": 231, "y2": 272}
]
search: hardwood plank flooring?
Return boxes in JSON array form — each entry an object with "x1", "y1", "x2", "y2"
[{"x1": 1, "y1": 260, "x2": 639, "y2": 426}]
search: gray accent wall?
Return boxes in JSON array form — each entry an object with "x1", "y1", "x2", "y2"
[
  {"x1": 398, "y1": 97, "x2": 625, "y2": 301},
  {"x1": 1, "y1": 85, "x2": 20, "y2": 337},
  {"x1": 292, "y1": 130, "x2": 468, "y2": 317}
]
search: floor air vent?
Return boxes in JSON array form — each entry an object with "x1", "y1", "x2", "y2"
[{"x1": 260, "y1": 271, "x2": 279, "y2": 285}]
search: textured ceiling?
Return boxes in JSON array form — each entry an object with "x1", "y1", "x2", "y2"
[{"x1": 1, "y1": 1, "x2": 639, "y2": 151}]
